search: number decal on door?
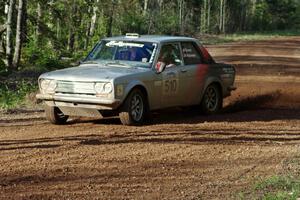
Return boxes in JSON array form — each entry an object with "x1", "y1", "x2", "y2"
[
  {"x1": 164, "y1": 79, "x2": 178, "y2": 94},
  {"x1": 162, "y1": 71, "x2": 179, "y2": 96}
]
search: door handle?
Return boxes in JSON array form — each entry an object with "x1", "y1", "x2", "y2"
[{"x1": 180, "y1": 69, "x2": 187, "y2": 73}]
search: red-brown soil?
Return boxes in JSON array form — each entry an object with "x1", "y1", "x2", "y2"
[{"x1": 0, "y1": 37, "x2": 300, "y2": 200}]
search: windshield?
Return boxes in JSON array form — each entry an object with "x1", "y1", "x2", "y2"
[{"x1": 84, "y1": 40, "x2": 157, "y2": 68}]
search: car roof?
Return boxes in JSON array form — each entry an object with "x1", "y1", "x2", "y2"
[{"x1": 103, "y1": 35, "x2": 199, "y2": 43}]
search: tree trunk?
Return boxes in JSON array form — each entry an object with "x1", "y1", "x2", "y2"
[
  {"x1": 143, "y1": 0, "x2": 148, "y2": 15},
  {"x1": 222, "y1": 0, "x2": 226, "y2": 33},
  {"x1": 201, "y1": 0, "x2": 207, "y2": 33},
  {"x1": 84, "y1": 5, "x2": 92, "y2": 50},
  {"x1": 158, "y1": 0, "x2": 163, "y2": 12},
  {"x1": 56, "y1": 18, "x2": 60, "y2": 40},
  {"x1": 219, "y1": 0, "x2": 223, "y2": 32},
  {"x1": 0, "y1": 25, "x2": 6, "y2": 36},
  {"x1": 207, "y1": 0, "x2": 211, "y2": 33},
  {"x1": 106, "y1": 2, "x2": 115, "y2": 37},
  {"x1": 0, "y1": 25, "x2": 6, "y2": 55},
  {"x1": 178, "y1": 0, "x2": 183, "y2": 35},
  {"x1": 21, "y1": 0, "x2": 27, "y2": 43},
  {"x1": 240, "y1": 0, "x2": 246, "y2": 31},
  {"x1": 5, "y1": 0, "x2": 15, "y2": 69},
  {"x1": 219, "y1": 0, "x2": 226, "y2": 33},
  {"x1": 36, "y1": 2, "x2": 42, "y2": 44},
  {"x1": 89, "y1": 0, "x2": 98, "y2": 37},
  {"x1": 68, "y1": 0, "x2": 76, "y2": 52},
  {"x1": 13, "y1": 0, "x2": 26, "y2": 69},
  {"x1": 84, "y1": 20, "x2": 91, "y2": 50},
  {"x1": 68, "y1": 30, "x2": 75, "y2": 52},
  {"x1": 250, "y1": 0, "x2": 257, "y2": 28},
  {"x1": 84, "y1": 0, "x2": 98, "y2": 50}
]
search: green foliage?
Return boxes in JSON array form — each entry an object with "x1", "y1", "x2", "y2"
[
  {"x1": 0, "y1": 80, "x2": 38, "y2": 110},
  {"x1": 153, "y1": 10, "x2": 180, "y2": 35},
  {"x1": 0, "y1": 59, "x2": 7, "y2": 75},
  {"x1": 237, "y1": 175, "x2": 300, "y2": 199},
  {"x1": 237, "y1": 154, "x2": 300, "y2": 200},
  {"x1": 266, "y1": 0, "x2": 298, "y2": 30},
  {"x1": 251, "y1": 1, "x2": 272, "y2": 31},
  {"x1": 21, "y1": 39, "x2": 66, "y2": 71},
  {"x1": 116, "y1": 4, "x2": 148, "y2": 34},
  {"x1": 254, "y1": 176, "x2": 300, "y2": 200}
]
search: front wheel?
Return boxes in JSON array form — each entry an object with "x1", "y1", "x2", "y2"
[
  {"x1": 201, "y1": 84, "x2": 222, "y2": 114},
  {"x1": 45, "y1": 105, "x2": 69, "y2": 125},
  {"x1": 119, "y1": 89, "x2": 148, "y2": 126}
]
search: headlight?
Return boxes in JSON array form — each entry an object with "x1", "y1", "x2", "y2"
[
  {"x1": 40, "y1": 79, "x2": 50, "y2": 90},
  {"x1": 103, "y1": 83, "x2": 113, "y2": 93},
  {"x1": 94, "y1": 82, "x2": 113, "y2": 94},
  {"x1": 40, "y1": 79, "x2": 56, "y2": 94}
]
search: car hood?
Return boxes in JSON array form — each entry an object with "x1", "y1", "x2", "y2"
[{"x1": 39, "y1": 63, "x2": 150, "y2": 82}]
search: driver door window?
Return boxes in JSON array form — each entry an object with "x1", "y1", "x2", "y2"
[
  {"x1": 158, "y1": 43, "x2": 183, "y2": 67},
  {"x1": 158, "y1": 43, "x2": 183, "y2": 107}
]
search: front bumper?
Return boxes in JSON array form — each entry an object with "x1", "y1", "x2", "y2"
[{"x1": 36, "y1": 93, "x2": 121, "y2": 110}]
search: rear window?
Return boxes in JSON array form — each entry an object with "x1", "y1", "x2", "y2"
[{"x1": 181, "y1": 42, "x2": 202, "y2": 65}]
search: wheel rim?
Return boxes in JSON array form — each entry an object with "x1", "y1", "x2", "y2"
[
  {"x1": 204, "y1": 86, "x2": 218, "y2": 112},
  {"x1": 130, "y1": 93, "x2": 144, "y2": 121}
]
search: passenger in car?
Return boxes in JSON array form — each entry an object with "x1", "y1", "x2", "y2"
[{"x1": 158, "y1": 45, "x2": 176, "y2": 67}]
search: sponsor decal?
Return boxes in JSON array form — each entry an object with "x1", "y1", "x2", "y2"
[
  {"x1": 106, "y1": 41, "x2": 144, "y2": 48},
  {"x1": 149, "y1": 43, "x2": 157, "y2": 63},
  {"x1": 183, "y1": 48, "x2": 197, "y2": 58}
]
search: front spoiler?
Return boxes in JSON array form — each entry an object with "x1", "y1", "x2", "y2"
[{"x1": 36, "y1": 93, "x2": 121, "y2": 110}]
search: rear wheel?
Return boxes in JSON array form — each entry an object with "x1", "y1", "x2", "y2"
[
  {"x1": 119, "y1": 89, "x2": 148, "y2": 126},
  {"x1": 201, "y1": 84, "x2": 222, "y2": 114},
  {"x1": 45, "y1": 105, "x2": 69, "y2": 125}
]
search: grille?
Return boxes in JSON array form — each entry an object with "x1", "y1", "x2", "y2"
[{"x1": 56, "y1": 81, "x2": 95, "y2": 94}]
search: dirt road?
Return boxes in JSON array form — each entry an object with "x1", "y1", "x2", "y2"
[{"x1": 1, "y1": 37, "x2": 300, "y2": 199}]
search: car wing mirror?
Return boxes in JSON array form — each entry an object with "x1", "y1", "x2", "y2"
[{"x1": 155, "y1": 62, "x2": 166, "y2": 74}]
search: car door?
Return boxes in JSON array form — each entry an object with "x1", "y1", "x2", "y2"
[
  {"x1": 158, "y1": 43, "x2": 184, "y2": 108},
  {"x1": 179, "y1": 41, "x2": 208, "y2": 106}
]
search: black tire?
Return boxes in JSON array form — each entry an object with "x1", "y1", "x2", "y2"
[
  {"x1": 200, "y1": 84, "x2": 222, "y2": 114},
  {"x1": 119, "y1": 89, "x2": 148, "y2": 126},
  {"x1": 45, "y1": 105, "x2": 69, "y2": 125}
]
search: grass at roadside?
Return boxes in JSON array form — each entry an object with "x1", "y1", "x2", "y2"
[
  {"x1": 0, "y1": 53, "x2": 78, "y2": 111},
  {"x1": 0, "y1": 80, "x2": 38, "y2": 111},
  {"x1": 237, "y1": 156, "x2": 300, "y2": 200},
  {"x1": 254, "y1": 176, "x2": 300, "y2": 199},
  {"x1": 201, "y1": 30, "x2": 300, "y2": 45}
]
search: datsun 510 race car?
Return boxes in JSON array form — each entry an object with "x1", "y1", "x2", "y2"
[{"x1": 36, "y1": 33, "x2": 236, "y2": 125}]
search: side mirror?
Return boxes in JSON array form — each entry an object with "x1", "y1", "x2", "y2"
[{"x1": 155, "y1": 62, "x2": 166, "y2": 73}]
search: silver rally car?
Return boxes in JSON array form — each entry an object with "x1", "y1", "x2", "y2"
[{"x1": 37, "y1": 33, "x2": 236, "y2": 125}]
